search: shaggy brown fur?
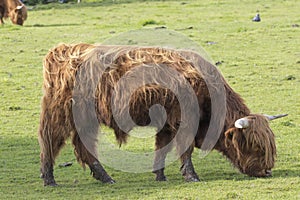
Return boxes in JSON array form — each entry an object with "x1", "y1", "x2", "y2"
[
  {"x1": 223, "y1": 114, "x2": 276, "y2": 177},
  {"x1": 39, "y1": 43, "x2": 278, "y2": 186},
  {"x1": 0, "y1": 0, "x2": 27, "y2": 25}
]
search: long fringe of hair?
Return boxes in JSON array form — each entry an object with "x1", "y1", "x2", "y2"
[{"x1": 40, "y1": 43, "x2": 276, "y2": 171}]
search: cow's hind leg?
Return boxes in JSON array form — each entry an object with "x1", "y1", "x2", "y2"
[
  {"x1": 153, "y1": 126, "x2": 174, "y2": 181},
  {"x1": 72, "y1": 130, "x2": 115, "y2": 184},
  {"x1": 38, "y1": 115, "x2": 70, "y2": 186}
]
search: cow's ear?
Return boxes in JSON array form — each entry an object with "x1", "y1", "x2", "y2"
[{"x1": 225, "y1": 128, "x2": 236, "y2": 147}]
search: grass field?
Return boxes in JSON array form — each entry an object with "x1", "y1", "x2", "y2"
[{"x1": 0, "y1": 0, "x2": 299, "y2": 199}]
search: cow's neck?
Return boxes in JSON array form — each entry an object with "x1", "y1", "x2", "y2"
[
  {"x1": 224, "y1": 83, "x2": 251, "y2": 130},
  {"x1": 213, "y1": 83, "x2": 250, "y2": 152}
]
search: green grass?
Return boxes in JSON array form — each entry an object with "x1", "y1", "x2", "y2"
[{"x1": 0, "y1": 0, "x2": 299, "y2": 199}]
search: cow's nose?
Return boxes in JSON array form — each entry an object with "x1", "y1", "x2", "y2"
[{"x1": 265, "y1": 169, "x2": 272, "y2": 177}]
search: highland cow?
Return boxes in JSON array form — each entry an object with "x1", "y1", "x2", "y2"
[
  {"x1": 38, "y1": 43, "x2": 287, "y2": 186},
  {"x1": 0, "y1": 0, "x2": 27, "y2": 25}
]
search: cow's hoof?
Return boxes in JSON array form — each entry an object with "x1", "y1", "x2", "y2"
[
  {"x1": 44, "y1": 180, "x2": 58, "y2": 186},
  {"x1": 153, "y1": 169, "x2": 167, "y2": 181},
  {"x1": 47, "y1": 182, "x2": 58, "y2": 187},
  {"x1": 101, "y1": 177, "x2": 115, "y2": 184},
  {"x1": 184, "y1": 174, "x2": 200, "y2": 182},
  {"x1": 186, "y1": 177, "x2": 200, "y2": 182},
  {"x1": 106, "y1": 179, "x2": 116, "y2": 184},
  {"x1": 155, "y1": 176, "x2": 167, "y2": 181}
]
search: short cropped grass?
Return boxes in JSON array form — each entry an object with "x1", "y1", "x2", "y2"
[{"x1": 0, "y1": 0, "x2": 299, "y2": 199}]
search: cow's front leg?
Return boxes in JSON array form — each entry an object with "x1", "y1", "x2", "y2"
[
  {"x1": 89, "y1": 160, "x2": 115, "y2": 184},
  {"x1": 179, "y1": 145, "x2": 200, "y2": 182}
]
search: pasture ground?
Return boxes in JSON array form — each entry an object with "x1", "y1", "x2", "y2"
[{"x1": 0, "y1": 0, "x2": 299, "y2": 199}]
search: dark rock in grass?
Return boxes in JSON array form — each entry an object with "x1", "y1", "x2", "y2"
[
  {"x1": 154, "y1": 26, "x2": 167, "y2": 29},
  {"x1": 174, "y1": 26, "x2": 192, "y2": 31},
  {"x1": 206, "y1": 41, "x2": 216, "y2": 45},
  {"x1": 59, "y1": 162, "x2": 73, "y2": 167},
  {"x1": 8, "y1": 106, "x2": 21, "y2": 111},
  {"x1": 284, "y1": 75, "x2": 296, "y2": 81},
  {"x1": 215, "y1": 61, "x2": 224, "y2": 66}
]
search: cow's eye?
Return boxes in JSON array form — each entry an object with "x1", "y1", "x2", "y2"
[{"x1": 228, "y1": 132, "x2": 233, "y2": 139}]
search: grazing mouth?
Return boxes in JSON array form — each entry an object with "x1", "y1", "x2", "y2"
[
  {"x1": 247, "y1": 169, "x2": 272, "y2": 177},
  {"x1": 240, "y1": 166, "x2": 273, "y2": 177},
  {"x1": 265, "y1": 169, "x2": 272, "y2": 177}
]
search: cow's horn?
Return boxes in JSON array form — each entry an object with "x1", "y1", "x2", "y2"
[
  {"x1": 234, "y1": 118, "x2": 249, "y2": 129},
  {"x1": 264, "y1": 114, "x2": 288, "y2": 121},
  {"x1": 16, "y1": 5, "x2": 24, "y2": 10}
]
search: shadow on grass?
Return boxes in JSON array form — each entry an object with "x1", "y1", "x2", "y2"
[
  {"x1": 273, "y1": 168, "x2": 300, "y2": 178},
  {"x1": 30, "y1": 0, "x2": 180, "y2": 11},
  {"x1": 26, "y1": 23, "x2": 81, "y2": 27},
  {"x1": 1, "y1": 23, "x2": 81, "y2": 28},
  {"x1": 43, "y1": 151, "x2": 300, "y2": 188},
  {"x1": 199, "y1": 167, "x2": 300, "y2": 182},
  {"x1": 51, "y1": 167, "x2": 300, "y2": 194}
]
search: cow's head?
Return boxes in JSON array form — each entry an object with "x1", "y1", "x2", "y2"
[
  {"x1": 10, "y1": 5, "x2": 27, "y2": 25},
  {"x1": 224, "y1": 114, "x2": 287, "y2": 177}
]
